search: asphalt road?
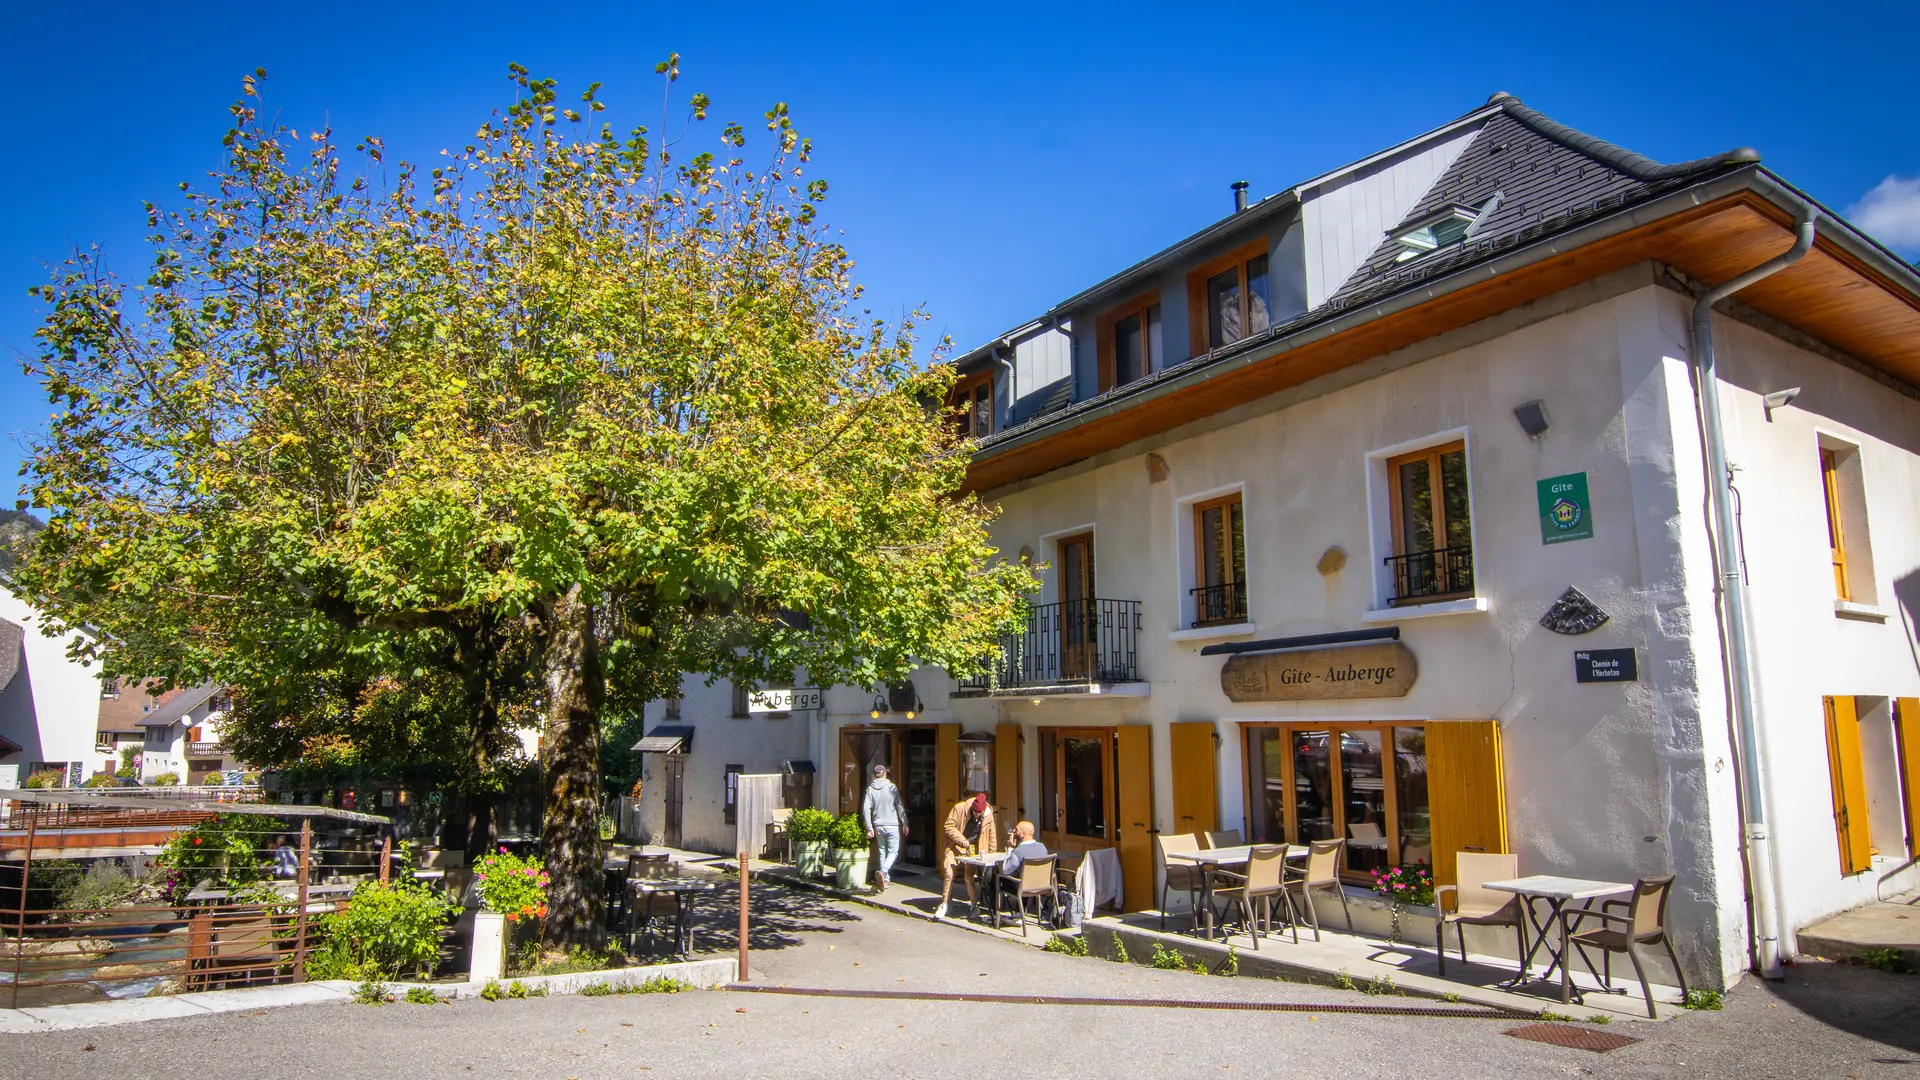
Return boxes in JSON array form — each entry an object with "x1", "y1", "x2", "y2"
[{"x1": 6, "y1": 881, "x2": 1916, "y2": 1079}]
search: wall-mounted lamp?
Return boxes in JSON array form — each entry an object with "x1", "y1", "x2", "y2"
[
  {"x1": 1513, "y1": 399, "x2": 1550, "y2": 440},
  {"x1": 1029, "y1": 698, "x2": 1043, "y2": 706},
  {"x1": 1763, "y1": 387, "x2": 1801, "y2": 422},
  {"x1": 868, "y1": 694, "x2": 886, "y2": 720},
  {"x1": 904, "y1": 697, "x2": 923, "y2": 721}
]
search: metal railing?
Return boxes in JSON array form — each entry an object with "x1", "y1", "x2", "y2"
[
  {"x1": 1189, "y1": 580, "x2": 1248, "y2": 627},
  {"x1": 957, "y1": 598, "x2": 1142, "y2": 692},
  {"x1": 1384, "y1": 545, "x2": 1474, "y2": 604}
]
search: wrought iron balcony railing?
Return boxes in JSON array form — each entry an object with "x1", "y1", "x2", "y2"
[
  {"x1": 1189, "y1": 580, "x2": 1248, "y2": 627},
  {"x1": 1384, "y1": 545, "x2": 1474, "y2": 605},
  {"x1": 957, "y1": 598, "x2": 1142, "y2": 693}
]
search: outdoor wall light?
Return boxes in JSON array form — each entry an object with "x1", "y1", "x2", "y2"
[
  {"x1": 1763, "y1": 387, "x2": 1801, "y2": 421},
  {"x1": 868, "y1": 694, "x2": 886, "y2": 720},
  {"x1": 1513, "y1": 399, "x2": 1550, "y2": 440},
  {"x1": 904, "y1": 697, "x2": 923, "y2": 721}
]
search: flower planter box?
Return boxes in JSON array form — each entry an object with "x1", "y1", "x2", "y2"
[
  {"x1": 831, "y1": 847, "x2": 870, "y2": 892},
  {"x1": 793, "y1": 839, "x2": 829, "y2": 878},
  {"x1": 470, "y1": 911, "x2": 507, "y2": 982}
]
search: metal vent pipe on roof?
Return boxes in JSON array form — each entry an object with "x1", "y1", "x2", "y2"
[
  {"x1": 1689, "y1": 204, "x2": 1816, "y2": 982},
  {"x1": 1231, "y1": 180, "x2": 1250, "y2": 213}
]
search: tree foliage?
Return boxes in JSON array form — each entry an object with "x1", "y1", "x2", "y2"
[{"x1": 17, "y1": 61, "x2": 1032, "y2": 942}]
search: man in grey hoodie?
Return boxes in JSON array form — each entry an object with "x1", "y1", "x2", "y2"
[{"x1": 861, "y1": 765, "x2": 907, "y2": 892}]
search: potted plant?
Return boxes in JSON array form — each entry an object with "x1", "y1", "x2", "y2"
[
  {"x1": 788, "y1": 807, "x2": 834, "y2": 878},
  {"x1": 471, "y1": 848, "x2": 549, "y2": 981},
  {"x1": 1370, "y1": 862, "x2": 1435, "y2": 944},
  {"x1": 828, "y1": 813, "x2": 871, "y2": 892}
]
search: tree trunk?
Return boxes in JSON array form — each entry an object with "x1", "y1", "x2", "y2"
[
  {"x1": 465, "y1": 796, "x2": 496, "y2": 860},
  {"x1": 541, "y1": 585, "x2": 605, "y2": 946}
]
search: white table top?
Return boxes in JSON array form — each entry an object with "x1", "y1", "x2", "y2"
[
  {"x1": 1482, "y1": 875, "x2": 1633, "y2": 901},
  {"x1": 954, "y1": 851, "x2": 1007, "y2": 868},
  {"x1": 1167, "y1": 844, "x2": 1308, "y2": 865}
]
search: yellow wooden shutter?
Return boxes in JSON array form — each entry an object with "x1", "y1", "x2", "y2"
[
  {"x1": 1900, "y1": 699, "x2": 1920, "y2": 860},
  {"x1": 1169, "y1": 721, "x2": 1219, "y2": 836},
  {"x1": 936, "y1": 724, "x2": 960, "y2": 823},
  {"x1": 1426, "y1": 720, "x2": 1509, "y2": 889},
  {"x1": 1825, "y1": 696, "x2": 1873, "y2": 873},
  {"x1": 994, "y1": 722, "x2": 1022, "y2": 822},
  {"x1": 1115, "y1": 726, "x2": 1154, "y2": 912}
]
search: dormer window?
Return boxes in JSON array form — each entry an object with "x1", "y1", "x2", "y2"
[
  {"x1": 949, "y1": 369, "x2": 995, "y2": 438},
  {"x1": 1097, "y1": 293, "x2": 1163, "y2": 393},
  {"x1": 1391, "y1": 204, "x2": 1479, "y2": 262},
  {"x1": 1186, "y1": 241, "x2": 1272, "y2": 354}
]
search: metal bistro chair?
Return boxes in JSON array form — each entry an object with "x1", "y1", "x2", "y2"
[
  {"x1": 1284, "y1": 839, "x2": 1352, "y2": 941},
  {"x1": 995, "y1": 855, "x2": 1059, "y2": 937},
  {"x1": 1156, "y1": 833, "x2": 1205, "y2": 932},
  {"x1": 1433, "y1": 852, "x2": 1526, "y2": 977},
  {"x1": 1561, "y1": 875, "x2": 1689, "y2": 1018},
  {"x1": 1208, "y1": 844, "x2": 1297, "y2": 949},
  {"x1": 619, "y1": 854, "x2": 674, "y2": 939},
  {"x1": 1203, "y1": 829, "x2": 1243, "y2": 850}
]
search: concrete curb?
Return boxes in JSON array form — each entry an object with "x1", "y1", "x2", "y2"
[{"x1": 0, "y1": 958, "x2": 736, "y2": 1033}]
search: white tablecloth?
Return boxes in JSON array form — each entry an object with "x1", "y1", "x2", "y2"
[{"x1": 1073, "y1": 847, "x2": 1124, "y2": 912}]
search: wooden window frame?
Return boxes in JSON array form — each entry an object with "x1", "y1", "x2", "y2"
[
  {"x1": 1191, "y1": 493, "x2": 1247, "y2": 627},
  {"x1": 949, "y1": 368, "x2": 996, "y2": 439},
  {"x1": 1096, "y1": 292, "x2": 1160, "y2": 394},
  {"x1": 1386, "y1": 440, "x2": 1468, "y2": 559},
  {"x1": 1239, "y1": 721, "x2": 1427, "y2": 886},
  {"x1": 1037, "y1": 726, "x2": 1119, "y2": 853},
  {"x1": 1820, "y1": 447, "x2": 1849, "y2": 600},
  {"x1": 1186, "y1": 239, "x2": 1271, "y2": 356}
]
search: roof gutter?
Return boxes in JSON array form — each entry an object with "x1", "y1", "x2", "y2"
[
  {"x1": 1689, "y1": 202, "x2": 1817, "y2": 982},
  {"x1": 973, "y1": 164, "x2": 1772, "y2": 470}
]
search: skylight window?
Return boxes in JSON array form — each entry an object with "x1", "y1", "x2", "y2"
[{"x1": 1392, "y1": 205, "x2": 1479, "y2": 262}]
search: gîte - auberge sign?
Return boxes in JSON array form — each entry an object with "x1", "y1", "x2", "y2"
[
  {"x1": 748, "y1": 687, "x2": 823, "y2": 713},
  {"x1": 1220, "y1": 642, "x2": 1417, "y2": 701}
]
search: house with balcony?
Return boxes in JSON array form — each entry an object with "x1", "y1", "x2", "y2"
[
  {"x1": 630, "y1": 93, "x2": 1920, "y2": 992},
  {"x1": 135, "y1": 683, "x2": 244, "y2": 784}
]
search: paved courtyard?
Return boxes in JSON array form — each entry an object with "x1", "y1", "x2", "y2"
[{"x1": 4, "y1": 879, "x2": 1916, "y2": 1079}]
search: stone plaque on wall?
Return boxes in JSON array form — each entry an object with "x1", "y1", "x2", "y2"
[{"x1": 1219, "y1": 642, "x2": 1417, "y2": 701}]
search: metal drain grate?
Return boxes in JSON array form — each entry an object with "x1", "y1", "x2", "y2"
[
  {"x1": 1503, "y1": 1023, "x2": 1640, "y2": 1052},
  {"x1": 728, "y1": 984, "x2": 1516, "y2": 1019}
]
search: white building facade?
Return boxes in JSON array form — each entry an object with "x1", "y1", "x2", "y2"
[{"x1": 630, "y1": 95, "x2": 1920, "y2": 991}]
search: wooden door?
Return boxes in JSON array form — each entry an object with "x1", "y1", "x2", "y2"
[
  {"x1": 1042, "y1": 727, "x2": 1115, "y2": 854},
  {"x1": 1057, "y1": 533, "x2": 1096, "y2": 681},
  {"x1": 662, "y1": 755, "x2": 685, "y2": 849},
  {"x1": 1169, "y1": 721, "x2": 1218, "y2": 836},
  {"x1": 1115, "y1": 726, "x2": 1154, "y2": 913},
  {"x1": 1425, "y1": 721, "x2": 1508, "y2": 888},
  {"x1": 995, "y1": 722, "x2": 1023, "y2": 823},
  {"x1": 1824, "y1": 696, "x2": 1872, "y2": 874}
]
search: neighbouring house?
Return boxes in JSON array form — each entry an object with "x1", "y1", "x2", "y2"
[
  {"x1": 95, "y1": 678, "x2": 183, "y2": 781},
  {"x1": 0, "y1": 580, "x2": 108, "y2": 788},
  {"x1": 135, "y1": 683, "x2": 243, "y2": 784},
  {"x1": 627, "y1": 93, "x2": 1919, "y2": 992}
]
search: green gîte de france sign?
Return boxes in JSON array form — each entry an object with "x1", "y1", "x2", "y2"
[{"x1": 1537, "y1": 472, "x2": 1594, "y2": 545}]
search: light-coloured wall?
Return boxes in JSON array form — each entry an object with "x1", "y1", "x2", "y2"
[
  {"x1": 1699, "y1": 307, "x2": 1920, "y2": 940},
  {"x1": 632, "y1": 674, "x2": 811, "y2": 855},
  {"x1": 0, "y1": 583, "x2": 104, "y2": 783}
]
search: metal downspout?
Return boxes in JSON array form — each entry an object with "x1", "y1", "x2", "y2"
[
  {"x1": 1689, "y1": 208, "x2": 1816, "y2": 979},
  {"x1": 994, "y1": 344, "x2": 1016, "y2": 432}
]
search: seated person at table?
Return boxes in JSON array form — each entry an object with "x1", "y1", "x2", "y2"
[{"x1": 991, "y1": 821, "x2": 1049, "y2": 911}]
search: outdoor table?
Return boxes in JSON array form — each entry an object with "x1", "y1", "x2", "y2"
[
  {"x1": 626, "y1": 877, "x2": 716, "y2": 960},
  {"x1": 953, "y1": 851, "x2": 1007, "y2": 922},
  {"x1": 1483, "y1": 875, "x2": 1633, "y2": 1003},
  {"x1": 1166, "y1": 845, "x2": 1308, "y2": 941}
]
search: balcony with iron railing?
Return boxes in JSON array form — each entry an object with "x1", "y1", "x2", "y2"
[
  {"x1": 1384, "y1": 545, "x2": 1474, "y2": 605},
  {"x1": 954, "y1": 598, "x2": 1143, "y2": 696},
  {"x1": 1189, "y1": 580, "x2": 1248, "y2": 628}
]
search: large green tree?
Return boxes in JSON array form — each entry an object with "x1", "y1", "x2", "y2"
[{"x1": 17, "y1": 62, "x2": 1031, "y2": 943}]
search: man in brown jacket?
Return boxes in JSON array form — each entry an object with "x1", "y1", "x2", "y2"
[{"x1": 935, "y1": 792, "x2": 997, "y2": 920}]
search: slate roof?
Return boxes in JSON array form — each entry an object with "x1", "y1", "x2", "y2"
[
  {"x1": 1327, "y1": 97, "x2": 1752, "y2": 308},
  {"x1": 136, "y1": 682, "x2": 222, "y2": 727},
  {"x1": 0, "y1": 616, "x2": 21, "y2": 695}
]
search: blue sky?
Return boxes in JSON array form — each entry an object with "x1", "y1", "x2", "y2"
[{"x1": 3, "y1": 2, "x2": 1916, "y2": 507}]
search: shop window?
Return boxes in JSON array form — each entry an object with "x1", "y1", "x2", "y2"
[
  {"x1": 1097, "y1": 293, "x2": 1162, "y2": 393},
  {"x1": 1819, "y1": 439, "x2": 1876, "y2": 605},
  {"x1": 1384, "y1": 440, "x2": 1473, "y2": 605},
  {"x1": 724, "y1": 764, "x2": 742, "y2": 826},
  {"x1": 731, "y1": 682, "x2": 750, "y2": 718},
  {"x1": 1191, "y1": 493, "x2": 1247, "y2": 626},
  {"x1": 1245, "y1": 723, "x2": 1468, "y2": 885},
  {"x1": 950, "y1": 369, "x2": 995, "y2": 439},
  {"x1": 1187, "y1": 241, "x2": 1271, "y2": 353}
]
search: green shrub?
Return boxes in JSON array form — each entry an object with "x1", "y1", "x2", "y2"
[
  {"x1": 22, "y1": 768, "x2": 65, "y2": 789},
  {"x1": 1537, "y1": 1010, "x2": 1574, "y2": 1022},
  {"x1": 536, "y1": 944, "x2": 626, "y2": 976},
  {"x1": 787, "y1": 807, "x2": 835, "y2": 843},
  {"x1": 58, "y1": 862, "x2": 146, "y2": 912},
  {"x1": 306, "y1": 878, "x2": 455, "y2": 981},
  {"x1": 1362, "y1": 974, "x2": 1398, "y2": 997},
  {"x1": 146, "y1": 772, "x2": 180, "y2": 786},
  {"x1": 1334, "y1": 968, "x2": 1357, "y2": 991},
  {"x1": 1585, "y1": 1014, "x2": 1612, "y2": 1025},
  {"x1": 1043, "y1": 933, "x2": 1089, "y2": 957},
  {"x1": 155, "y1": 813, "x2": 287, "y2": 902},
  {"x1": 637, "y1": 974, "x2": 690, "y2": 994},
  {"x1": 579, "y1": 980, "x2": 616, "y2": 997},
  {"x1": 507, "y1": 980, "x2": 545, "y2": 999},
  {"x1": 1220, "y1": 946, "x2": 1238, "y2": 977},
  {"x1": 352, "y1": 976, "x2": 390, "y2": 1005},
  {"x1": 1111, "y1": 934, "x2": 1130, "y2": 964},
  {"x1": 83, "y1": 771, "x2": 123, "y2": 788},
  {"x1": 1681, "y1": 988, "x2": 1724, "y2": 1011},
  {"x1": 479, "y1": 979, "x2": 505, "y2": 1001},
  {"x1": 404, "y1": 986, "x2": 441, "y2": 1005},
  {"x1": 827, "y1": 813, "x2": 868, "y2": 850},
  {"x1": 1860, "y1": 947, "x2": 1912, "y2": 974}
]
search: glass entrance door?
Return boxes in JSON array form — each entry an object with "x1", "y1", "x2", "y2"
[{"x1": 1038, "y1": 727, "x2": 1115, "y2": 852}]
